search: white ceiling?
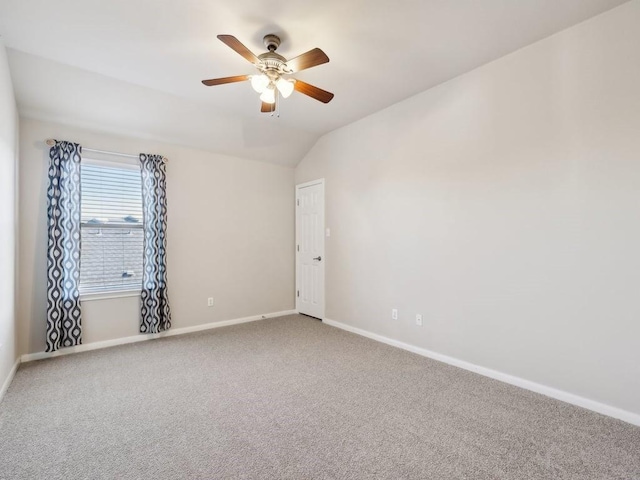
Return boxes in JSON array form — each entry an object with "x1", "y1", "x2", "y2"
[{"x1": 0, "y1": 0, "x2": 630, "y2": 166}]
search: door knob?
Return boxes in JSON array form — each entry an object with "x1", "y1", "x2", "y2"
[{"x1": 313, "y1": 256, "x2": 322, "y2": 261}]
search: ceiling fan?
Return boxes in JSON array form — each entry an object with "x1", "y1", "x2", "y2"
[{"x1": 202, "y1": 34, "x2": 334, "y2": 113}]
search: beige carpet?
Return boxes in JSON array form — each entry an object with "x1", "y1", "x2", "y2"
[{"x1": 0, "y1": 314, "x2": 638, "y2": 479}]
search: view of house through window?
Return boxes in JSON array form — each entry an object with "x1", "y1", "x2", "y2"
[{"x1": 80, "y1": 159, "x2": 143, "y2": 294}]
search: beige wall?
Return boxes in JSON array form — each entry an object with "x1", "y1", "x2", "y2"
[
  {"x1": 296, "y1": 2, "x2": 640, "y2": 416},
  {"x1": 0, "y1": 40, "x2": 19, "y2": 390},
  {"x1": 18, "y1": 118, "x2": 295, "y2": 355}
]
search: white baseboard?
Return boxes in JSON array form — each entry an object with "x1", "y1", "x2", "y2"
[
  {"x1": 322, "y1": 318, "x2": 640, "y2": 427},
  {"x1": 0, "y1": 358, "x2": 20, "y2": 405},
  {"x1": 21, "y1": 309, "x2": 297, "y2": 363}
]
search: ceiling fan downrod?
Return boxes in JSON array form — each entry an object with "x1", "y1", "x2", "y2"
[{"x1": 263, "y1": 34, "x2": 281, "y2": 52}]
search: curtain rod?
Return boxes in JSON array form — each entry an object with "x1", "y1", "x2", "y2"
[{"x1": 45, "y1": 139, "x2": 169, "y2": 162}]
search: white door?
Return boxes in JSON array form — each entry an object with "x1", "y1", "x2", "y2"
[{"x1": 296, "y1": 180, "x2": 325, "y2": 319}]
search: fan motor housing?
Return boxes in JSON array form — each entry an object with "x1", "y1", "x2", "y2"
[
  {"x1": 257, "y1": 35, "x2": 291, "y2": 76},
  {"x1": 258, "y1": 55, "x2": 290, "y2": 77}
]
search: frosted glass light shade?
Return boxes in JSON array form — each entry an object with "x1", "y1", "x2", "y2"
[
  {"x1": 276, "y1": 78, "x2": 294, "y2": 98},
  {"x1": 250, "y1": 74, "x2": 270, "y2": 93},
  {"x1": 260, "y1": 86, "x2": 276, "y2": 104}
]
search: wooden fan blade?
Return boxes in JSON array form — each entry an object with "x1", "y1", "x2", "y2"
[
  {"x1": 201, "y1": 75, "x2": 250, "y2": 86},
  {"x1": 286, "y1": 48, "x2": 329, "y2": 73},
  {"x1": 261, "y1": 102, "x2": 275, "y2": 113},
  {"x1": 293, "y1": 80, "x2": 334, "y2": 103},
  {"x1": 217, "y1": 35, "x2": 260, "y2": 64}
]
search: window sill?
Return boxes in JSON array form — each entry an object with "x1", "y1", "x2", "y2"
[{"x1": 80, "y1": 290, "x2": 141, "y2": 302}]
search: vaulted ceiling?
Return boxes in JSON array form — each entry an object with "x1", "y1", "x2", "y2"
[{"x1": 0, "y1": 0, "x2": 629, "y2": 166}]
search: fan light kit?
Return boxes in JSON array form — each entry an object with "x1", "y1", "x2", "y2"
[{"x1": 202, "y1": 34, "x2": 334, "y2": 113}]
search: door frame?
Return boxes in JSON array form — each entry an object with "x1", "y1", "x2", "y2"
[{"x1": 295, "y1": 178, "x2": 325, "y2": 319}]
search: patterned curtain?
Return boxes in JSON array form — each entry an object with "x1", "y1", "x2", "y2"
[
  {"x1": 139, "y1": 154, "x2": 171, "y2": 333},
  {"x1": 46, "y1": 140, "x2": 83, "y2": 352}
]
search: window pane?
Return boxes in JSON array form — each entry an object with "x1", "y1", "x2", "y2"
[
  {"x1": 80, "y1": 161, "x2": 143, "y2": 293},
  {"x1": 80, "y1": 227, "x2": 144, "y2": 292},
  {"x1": 81, "y1": 163, "x2": 143, "y2": 225}
]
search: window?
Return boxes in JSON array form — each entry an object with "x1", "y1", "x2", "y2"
[{"x1": 80, "y1": 159, "x2": 143, "y2": 294}]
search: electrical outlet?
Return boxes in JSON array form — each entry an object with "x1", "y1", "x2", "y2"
[
  {"x1": 207, "y1": 297, "x2": 214, "y2": 307},
  {"x1": 392, "y1": 309, "x2": 398, "y2": 320},
  {"x1": 416, "y1": 314, "x2": 423, "y2": 326}
]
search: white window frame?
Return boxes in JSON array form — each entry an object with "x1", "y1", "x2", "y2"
[{"x1": 79, "y1": 157, "x2": 143, "y2": 300}]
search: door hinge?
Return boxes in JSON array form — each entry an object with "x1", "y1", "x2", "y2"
[
  {"x1": 297, "y1": 245, "x2": 299, "y2": 252},
  {"x1": 297, "y1": 199, "x2": 299, "y2": 206},
  {"x1": 297, "y1": 290, "x2": 300, "y2": 297}
]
